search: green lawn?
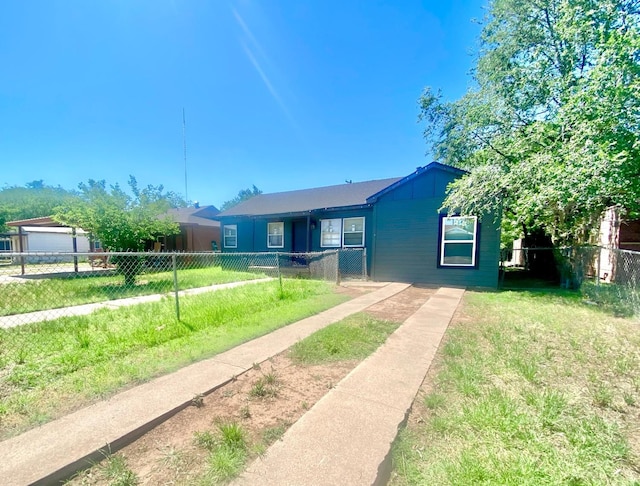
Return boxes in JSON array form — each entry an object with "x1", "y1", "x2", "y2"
[
  {"x1": 0, "y1": 279, "x2": 346, "y2": 439},
  {"x1": 392, "y1": 289, "x2": 640, "y2": 485},
  {"x1": 0, "y1": 266, "x2": 264, "y2": 316}
]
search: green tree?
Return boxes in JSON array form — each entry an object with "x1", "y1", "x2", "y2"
[
  {"x1": 220, "y1": 185, "x2": 262, "y2": 211},
  {"x1": 0, "y1": 182, "x2": 78, "y2": 231},
  {"x1": 421, "y1": 0, "x2": 640, "y2": 246},
  {"x1": 54, "y1": 177, "x2": 181, "y2": 285}
]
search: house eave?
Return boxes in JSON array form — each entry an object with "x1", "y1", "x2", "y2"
[{"x1": 213, "y1": 204, "x2": 374, "y2": 221}]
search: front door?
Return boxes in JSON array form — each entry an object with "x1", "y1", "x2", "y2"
[{"x1": 292, "y1": 220, "x2": 308, "y2": 253}]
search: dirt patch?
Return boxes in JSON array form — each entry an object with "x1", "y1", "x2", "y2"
[{"x1": 68, "y1": 284, "x2": 435, "y2": 485}]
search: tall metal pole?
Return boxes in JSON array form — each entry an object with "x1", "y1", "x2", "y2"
[{"x1": 183, "y1": 108, "x2": 188, "y2": 204}]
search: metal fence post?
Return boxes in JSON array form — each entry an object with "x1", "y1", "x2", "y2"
[
  {"x1": 275, "y1": 252, "x2": 283, "y2": 296},
  {"x1": 172, "y1": 253, "x2": 180, "y2": 321},
  {"x1": 335, "y1": 250, "x2": 340, "y2": 285},
  {"x1": 362, "y1": 247, "x2": 367, "y2": 280}
]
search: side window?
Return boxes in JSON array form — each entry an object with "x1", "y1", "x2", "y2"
[
  {"x1": 224, "y1": 224, "x2": 238, "y2": 249},
  {"x1": 320, "y1": 219, "x2": 342, "y2": 248},
  {"x1": 343, "y1": 217, "x2": 365, "y2": 247},
  {"x1": 440, "y1": 216, "x2": 477, "y2": 266},
  {"x1": 267, "y1": 222, "x2": 284, "y2": 248}
]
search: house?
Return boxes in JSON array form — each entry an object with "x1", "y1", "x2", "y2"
[
  {"x1": 214, "y1": 162, "x2": 501, "y2": 288},
  {"x1": 598, "y1": 207, "x2": 640, "y2": 282},
  {"x1": 160, "y1": 204, "x2": 221, "y2": 252}
]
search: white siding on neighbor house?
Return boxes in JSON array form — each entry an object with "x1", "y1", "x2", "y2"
[{"x1": 12, "y1": 227, "x2": 91, "y2": 253}]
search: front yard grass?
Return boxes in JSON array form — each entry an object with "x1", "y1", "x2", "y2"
[
  {"x1": 391, "y1": 289, "x2": 640, "y2": 485},
  {"x1": 0, "y1": 279, "x2": 346, "y2": 439},
  {"x1": 0, "y1": 266, "x2": 263, "y2": 316}
]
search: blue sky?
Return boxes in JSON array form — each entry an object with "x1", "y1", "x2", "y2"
[{"x1": 0, "y1": 0, "x2": 485, "y2": 208}]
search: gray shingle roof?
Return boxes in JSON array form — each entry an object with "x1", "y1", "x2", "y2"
[
  {"x1": 216, "y1": 177, "x2": 402, "y2": 218},
  {"x1": 165, "y1": 206, "x2": 220, "y2": 226}
]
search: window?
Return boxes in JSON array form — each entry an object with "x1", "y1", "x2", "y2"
[
  {"x1": 0, "y1": 239, "x2": 10, "y2": 251},
  {"x1": 440, "y1": 216, "x2": 477, "y2": 266},
  {"x1": 267, "y1": 222, "x2": 284, "y2": 248},
  {"x1": 343, "y1": 217, "x2": 365, "y2": 247},
  {"x1": 321, "y1": 219, "x2": 342, "y2": 248},
  {"x1": 224, "y1": 224, "x2": 237, "y2": 248}
]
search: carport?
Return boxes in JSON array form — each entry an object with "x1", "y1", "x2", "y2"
[{"x1": 6, "y1": 216, "x2": 84, "y2": 275}]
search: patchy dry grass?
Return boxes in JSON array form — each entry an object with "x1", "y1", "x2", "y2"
[{"x1": 391, "y1": 289, "x2": 640, "y2": 485}]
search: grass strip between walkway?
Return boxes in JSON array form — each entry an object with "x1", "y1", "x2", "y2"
[
  {"x1": 70, "y1": 312, "x2": 399, "y2": 485},
  {"x1": 0, "y1": 279, "x2": 346, "y2": 439},
  {"x1": 391, "y1": 289, "x2": 640, "y2": 485}
]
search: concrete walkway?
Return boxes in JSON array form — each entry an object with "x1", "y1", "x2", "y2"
[
  {"x1": 0, "y1": 278, "x2": 273, "y2": 329},
  {"x1": 0, "y1": 282, "x2": 411, "y2": 486},
  {"x1": 232, "y1": 287, "x2": 465, "y2": 486}
]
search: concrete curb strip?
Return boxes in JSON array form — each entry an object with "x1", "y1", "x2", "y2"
[{"x1": 0, "y1": 282, "x2": 410, "y2": 486}]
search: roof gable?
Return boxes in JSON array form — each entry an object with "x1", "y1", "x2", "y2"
[{"x1": 366, "y1": 162, "x2": 466, "y2": 203}]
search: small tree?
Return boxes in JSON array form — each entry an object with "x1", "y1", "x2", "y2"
[{"x1": 54, "y1": 177, "x2": 181, "y2": 285}]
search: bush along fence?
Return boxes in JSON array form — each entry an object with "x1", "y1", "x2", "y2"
[
  {"x1": 500, "y1": 245, "x2": 640, "y2": 317},
  {"x1": 0, "y1": 248, "x2": 367, "y2": 329}
]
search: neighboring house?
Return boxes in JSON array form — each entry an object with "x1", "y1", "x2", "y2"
[
  {"x1": 160, "y1": 204, "x2": 221, "y2": 252},
  {"x1": 214, "y1": 162, "x2": 501, "y2": 288},
  {"x1": 598, "y1": 207, "x2": 640, "y2": 282},
  {"x1": 0, "y1": 234, "x2": 12, "y2": 251}
]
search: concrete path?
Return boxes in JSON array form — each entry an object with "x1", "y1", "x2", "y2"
[
  {"x1": 232, "y1": 287, "x2": 465, "y2": 486},
  {"x1": 0, "y1": 278, "x2": 273, "y2": 329},
  {"x1": 0, "y1": 282, "x2": 410, "y2": 486}
]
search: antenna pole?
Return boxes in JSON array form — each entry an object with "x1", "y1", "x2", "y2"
[{"x1": 183, "y1": 108, "x2": 188, "y2": 204}]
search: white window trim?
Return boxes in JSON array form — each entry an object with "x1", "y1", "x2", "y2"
[
  {"x1": 440, "y1": 216, "x2": 477, "y2": 267},
  {"x1": 342, "y1": 217, "x2": 365, "y2": 247},
  {"x1": 320, "y1": 218, "x2": 342, "y2": 248},
  {"x1": 267, "y1": 222, "x2": 284, "y2": 249},
  {"x1": 224, "y1": 224, "x2": 238, "y2": 249}
]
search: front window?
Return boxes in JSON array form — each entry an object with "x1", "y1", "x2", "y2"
[
  {"x1": 440, "y1": 216, "x2": 477, "y2": 266},
  {"x1": 321, "y1": 219, "x2": 342, "y2": 248},
  {"x1": 224, "y1": 224, "x2": 237, "y2": 248},
  {"x1": 0, "y1": 239, "x2": 10, "y2": 251},
  {"x1": 343, "y1": 217, "x2": 365, "y2": 247},
  {"x1": 267, "y1": 222, "x2": 284, "y2": 248}
]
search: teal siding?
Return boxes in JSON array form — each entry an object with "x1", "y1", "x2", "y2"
[
  {"x1": 219, "y1": 165, "x2": 501, "y2": 287},
  {"x1": 220, "y1": 209, "x2": 374, "y2": 273},
  {"x1": 371, "y1": 170, "x2": 500, "y2": 288}
]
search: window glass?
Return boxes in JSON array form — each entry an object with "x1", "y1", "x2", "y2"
[
  {"x1": 343, "y1": 217, "x2": 365, "y2": 247},
  {"x1": 267, "y1": 222, "x2": 284, "y2": 248},
  {"x1": 224, "y1": 224, "x2": 237, "y2": 248},
  {"x1": 321, "y1": 219, "x2": 342, "y2": 247},
  {"x1": 441, "y1": 216, "x2": 477, "y2": 266}
]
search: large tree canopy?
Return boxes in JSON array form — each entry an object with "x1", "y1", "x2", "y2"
[{"x1": 421, "y1": 0, "x2": 640, "y2": 246}]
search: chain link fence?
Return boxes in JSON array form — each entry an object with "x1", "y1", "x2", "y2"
[
  {"x1": 501, "y1": 246, "x2": 640, "y2": 317},
  {"x1": 0, "y1": 249, "x2": 366, "y2": 386},
  {"x1": 0, "y1": 248, "x2": 367, "y2": 329}
]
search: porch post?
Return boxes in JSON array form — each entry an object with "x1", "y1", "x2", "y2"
[{"x1": 306, "y1": 214, "x2": 311, "y2": 252}]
